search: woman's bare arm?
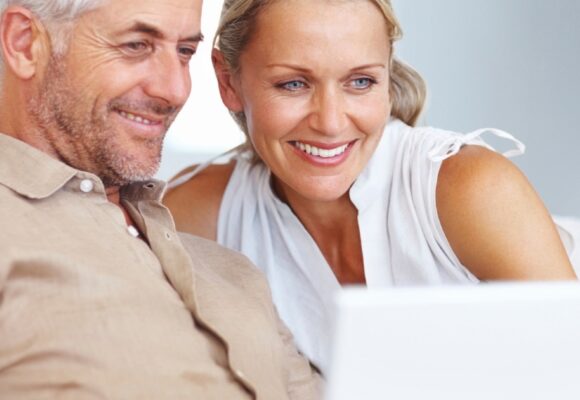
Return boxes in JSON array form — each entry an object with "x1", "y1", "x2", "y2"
[{"x1": 163, "y1": 162, "x2": 236, "y2": 241}]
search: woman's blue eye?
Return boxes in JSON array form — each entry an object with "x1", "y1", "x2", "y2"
[
  {"x1": 351, "y1": 77, "x2": 374, "y2": 89},
  {"x1": 281, "y1": 81, "x2": 306, "y2": 91}
]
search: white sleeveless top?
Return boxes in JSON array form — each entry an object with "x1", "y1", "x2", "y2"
[{"x1": 178, "y1": 119, "x2": 579, "y2": 373}]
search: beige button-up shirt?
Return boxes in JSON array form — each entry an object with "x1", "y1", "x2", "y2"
[{"x1": 0, "y1": 133, "x2": 320, "y2": 399}]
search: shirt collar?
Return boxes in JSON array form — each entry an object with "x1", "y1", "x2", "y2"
[
  {"x1": 0, "y1": 133, "x2": 77, "y2": 199},
  {"x1": 122, "y1": 179, "x2": 168, "y2": 203},
  {"x1": 0, "y1": 133, "x2": 166, "y2": 201}
]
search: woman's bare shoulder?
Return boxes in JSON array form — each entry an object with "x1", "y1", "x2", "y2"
[
  {"x1": 163, "y1": 161, "x2": 236, "y2": 241},
  {"x1": 436, "y1": 145, "x2": 575, "y2": 280}
]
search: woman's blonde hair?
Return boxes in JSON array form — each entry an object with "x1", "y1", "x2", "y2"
[{"x1": 214, "y1": 0, "x2": 427, "y2": 150}]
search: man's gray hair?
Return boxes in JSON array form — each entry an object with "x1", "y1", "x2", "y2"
[{"x1": 0, "y1": 0, "x2": 104, "y2": 72}]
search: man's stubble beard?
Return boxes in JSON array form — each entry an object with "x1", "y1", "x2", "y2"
[{"x1": 28, "y1": 55, "x2": 170, "y2": 187}]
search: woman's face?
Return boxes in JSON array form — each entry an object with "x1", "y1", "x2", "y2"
[{"x1": 224, "y1": 0, "x2": 392, "y2": 203}]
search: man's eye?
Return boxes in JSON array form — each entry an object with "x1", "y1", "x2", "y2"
[
  {"x1": 278, "y1": 80, "x2": 306, "y2": 91},
  {"x1": 178, "y1": 46, "x2": 197, "y2": 61},
  {"x1": 122, "y1": 41, "x2": 151, "y2": 55}
]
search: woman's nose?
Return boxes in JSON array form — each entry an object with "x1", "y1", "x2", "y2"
[{"x1": 308, "y1": 87, "x2": 348, "y2": 136}]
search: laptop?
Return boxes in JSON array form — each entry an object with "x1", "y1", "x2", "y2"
[{"x1": 324, "y1": 282, "x2": 580, "y2": 400}]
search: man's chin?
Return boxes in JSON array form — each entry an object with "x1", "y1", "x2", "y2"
[
  {"x1": 101, "y1": 155, "x2": 161, "y2": 187},
  {"x1": 101, "y1": 170, "x2": 157, "y2": 188}
]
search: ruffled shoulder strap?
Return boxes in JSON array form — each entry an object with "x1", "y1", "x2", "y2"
[{"x1": 427, "y1": 127, "x2": 526, "y2": 162}]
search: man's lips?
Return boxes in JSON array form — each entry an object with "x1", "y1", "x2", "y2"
[{"x1": 116, "y1": 109, "x2": 163, "y2": 126}]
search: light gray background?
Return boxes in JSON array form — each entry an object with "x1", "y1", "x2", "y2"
[
  {"x1": 160, "y1": 0, "x2": 579, "y2": 217},
  {"x1": 391, "y1": 0, "x2": 580, "y2": 217}
]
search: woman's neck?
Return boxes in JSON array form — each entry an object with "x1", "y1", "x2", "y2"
[{"x1": 274, "y1": 180, "x2": 366, "y2": 284}]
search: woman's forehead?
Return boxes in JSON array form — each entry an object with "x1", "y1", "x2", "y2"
[{"x1": 245, "y1": 0, "x2": 391, "y2": 58}]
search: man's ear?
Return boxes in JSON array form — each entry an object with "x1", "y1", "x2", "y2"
[
  {"x1": 212, "y1": 48, "x2": 244, "y2": 113},
  {"x1": 0, "y1": 6, "x2": 49, "y2": 80}
]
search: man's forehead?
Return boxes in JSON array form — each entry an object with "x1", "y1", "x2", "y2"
[{"x1": 88, "y1": 0, "x2": 202, "y2": 40}]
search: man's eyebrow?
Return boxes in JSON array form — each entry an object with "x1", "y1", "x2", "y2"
[{"x1": 121, "y1": 21, "x2": 204, "y2": 42}]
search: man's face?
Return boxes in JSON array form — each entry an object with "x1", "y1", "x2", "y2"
[{"x1": 29, "y1": 0, "x2": 203, "y2": 186}]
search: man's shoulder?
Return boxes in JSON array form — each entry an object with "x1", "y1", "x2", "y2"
[
  {"x1": 0, "y1": 184, "x2": 35, "y2": 227},
  {"x1": 177, "y1": 232, "x2": 268, "y2": 290},
  {"x1": 178, "y1": 232, "x2": 246, "y2": 262}
]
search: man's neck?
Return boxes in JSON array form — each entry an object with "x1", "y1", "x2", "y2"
[
  {"x1": 106, "y1": 186, "x2": 136, "y2": 228},
  {"x1": 105, "y1": 186, "x2": 122, "y2": 207},
  {"x1": 0, "y1": 90, "x2": 61, "y2": 160}
]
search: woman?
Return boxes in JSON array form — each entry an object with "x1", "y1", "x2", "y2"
[{"x1": 165, "y1": 0, "x2": 577, "y2": 372}]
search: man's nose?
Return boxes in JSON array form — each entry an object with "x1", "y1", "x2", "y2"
[
  {"x1": 308, "y1": 87, "x2": 349, "y2": 136},
  {"x1": 144, "y1": 51, "x2": 191, "y2": 108}
]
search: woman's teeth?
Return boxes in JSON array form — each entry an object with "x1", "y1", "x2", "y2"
[
  {"x1": 118, "y1": 110, "x2": 154, "y2": 125},
  {"x1": 294, "y1": 141, "x2": 349, "y2": 158}
]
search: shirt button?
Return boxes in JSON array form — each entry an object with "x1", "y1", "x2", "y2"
[
  {"x1": 234, "y1": 369, "x2": 245, "y2": 380},
  {"x1": 127, "y1": 226, "x2": 140, "y2": 238},
  {"x1": 80, "y1": 179, "x2": 94, "y2": 193}
]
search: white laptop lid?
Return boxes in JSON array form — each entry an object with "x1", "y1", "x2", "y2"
[{"x1": 324, "y1": 282, "x2": 580, "y2": 400}]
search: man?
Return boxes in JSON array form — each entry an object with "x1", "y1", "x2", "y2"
[{"x1": 0, "y1": 0, "x2": 320, "y2": 398}]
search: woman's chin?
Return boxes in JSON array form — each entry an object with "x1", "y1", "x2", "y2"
[{"x1": 274, "y1": 176, "x2": 353, "y2": 205}]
